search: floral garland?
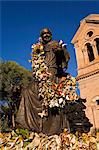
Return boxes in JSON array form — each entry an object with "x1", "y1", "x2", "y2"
[{"x1": 30, "y1": 42, "x2": 79, "y2": 117}]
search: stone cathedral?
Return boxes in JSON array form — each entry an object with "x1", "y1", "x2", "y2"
[{"x1": 72, "y1": 14, "x2": 99, "y2": 131}]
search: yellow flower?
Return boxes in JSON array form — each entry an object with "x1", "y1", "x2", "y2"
[{"x1": 32, "y1": 43, "x2": 44, "y2": 54}]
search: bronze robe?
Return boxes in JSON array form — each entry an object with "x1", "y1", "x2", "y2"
[{"x1": 16, "y1": 40, "x2": 70, "y2": 135}]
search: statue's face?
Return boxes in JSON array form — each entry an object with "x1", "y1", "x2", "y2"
[{"x1": 41, "y1": 29, "x2": 52, "y2": 44}]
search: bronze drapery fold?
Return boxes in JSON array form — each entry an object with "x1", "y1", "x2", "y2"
[{"x1": 16, "y1": 81, "x2": 42, "y2": 132}]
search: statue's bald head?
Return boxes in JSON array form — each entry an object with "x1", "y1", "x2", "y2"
[
  {"x1": 40, "y1": 28, "x2": 52, "y2": 44},
  {"x1": 40, "y1": 28, "x2": 52, "y2": 37}
]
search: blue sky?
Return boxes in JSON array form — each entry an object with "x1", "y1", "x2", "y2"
[{"x1": 1, "y1": 1, "x2": 99, "y2": 76}]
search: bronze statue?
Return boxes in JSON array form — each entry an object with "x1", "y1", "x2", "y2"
[
  {"x1": 16, "y1": 28, "x2": 70, "y2": 135},
  {"x1": 40, "y1": 28, "x2": 70, "y2": 80}
]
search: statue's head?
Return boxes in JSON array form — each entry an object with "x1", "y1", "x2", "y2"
[{"x1": 40, "y1": 28, "x2": 52, "y2": 44}]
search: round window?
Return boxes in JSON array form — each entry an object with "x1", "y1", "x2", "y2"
[{"x1": 87, "y1": 31, "x2": 93, "y2": 37}]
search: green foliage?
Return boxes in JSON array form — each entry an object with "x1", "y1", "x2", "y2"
[
  {"x1": 16, "y1": 128, "x2": 30, "y2": 139},
  {"x1": 0, "y1": 60, "x2": 32, "y2": 101},
  {"x1": 0, "y1": 60, "x2": 33, "y2": 129}
]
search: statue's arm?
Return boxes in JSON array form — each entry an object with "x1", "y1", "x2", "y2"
[
  {"x1": 54, "y1": 41, "x2": 70, "y2": 70},
  {"x1": 61, "y1": 45, "x2": 70, "y2": 69}
]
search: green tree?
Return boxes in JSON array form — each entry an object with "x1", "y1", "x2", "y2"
[{"x1": 0, "y1": 60, "x2": 32, "y2": 129}]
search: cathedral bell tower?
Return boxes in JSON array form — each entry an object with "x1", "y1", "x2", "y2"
[{"x1": 71, "y1": 14, "x2": 99, "y2": 130}]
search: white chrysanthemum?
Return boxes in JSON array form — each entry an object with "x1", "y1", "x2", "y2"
[
  {"x1": 59, "y1": 98, "x2": 63, "y2": 104},
  {"x1": 31, "y1": 44, "x2": 35, "y2": 49},
  {"x1": 49, "y1": 102, "x2": 54, "y2": 108},
  {"x1": 54, "y1": 102, "x2": 59, "y2": 107},
  {"x1": 66, "y1": 95, "x2": 70, "y2": 100}
]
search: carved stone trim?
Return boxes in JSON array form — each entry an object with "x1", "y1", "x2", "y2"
[{"x1": 76, "y1": 70, "x2": 99, "y2": 81}]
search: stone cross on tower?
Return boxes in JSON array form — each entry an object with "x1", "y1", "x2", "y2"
[{"x1": 71, "y1": 14, "x2": 99, "y2": 131}]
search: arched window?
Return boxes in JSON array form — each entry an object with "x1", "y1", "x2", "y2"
[
  {"x1": 94, "y1": 38, "x2": 99, "y2": 55},
  {"x1": 85, "y1": 43, "x2": 95, "y2": 62}
]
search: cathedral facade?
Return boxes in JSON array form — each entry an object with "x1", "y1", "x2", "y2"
[{"x1": 72, "y1": 14, "x2": 99, "y2": 131}]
